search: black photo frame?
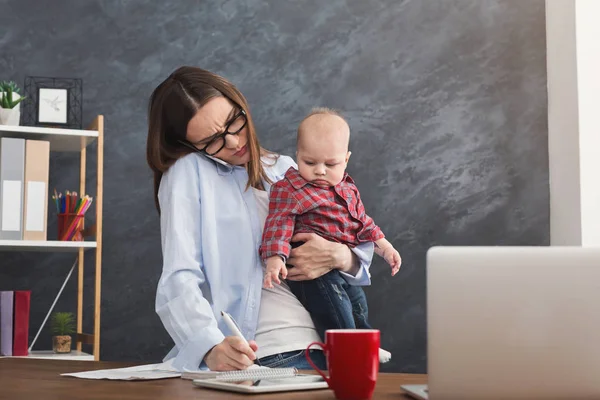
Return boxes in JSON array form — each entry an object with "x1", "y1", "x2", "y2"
[{"x1": 22, "y1": 76, "x2": 83, "y2": 129}]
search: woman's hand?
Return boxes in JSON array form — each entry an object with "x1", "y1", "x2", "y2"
[
  {"x1": 286, "y1": 232, "x2": 358, "y2": 281},
  {"x1": 204, "y1": 337, "x2": 259, "y2": 371}
]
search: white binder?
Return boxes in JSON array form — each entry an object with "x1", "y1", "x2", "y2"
[{"x1": 0, "y1": 137, "x2": 26, "y2": 240}]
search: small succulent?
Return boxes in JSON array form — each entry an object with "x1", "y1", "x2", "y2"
[
  {"x1": 0, "y1": 80, "x2": 21, "y2": 94},
  {"x1": 50, "y1": 312, "x2": 76, "y2": 336},
  {"x1": 0, "y1": 87, "x2": 26, "y2": 109}
]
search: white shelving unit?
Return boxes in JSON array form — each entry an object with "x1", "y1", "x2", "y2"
[
  {"x1": 1, "y1": 350, "x2": 94, "y2": 361},
  {"x1": 0, "y1": 117, "x2": 104, "y2": 361},
  {"x1": 0, "y1": 124, "x2": 98, "y2": 152},
  {"x1": 0, "y1": 240, "x2": 96, "y2": 252}
]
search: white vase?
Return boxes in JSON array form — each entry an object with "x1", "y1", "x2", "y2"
[
  {"x1": 0, "y1": 92, "x2": 21, "y2": 126},
  {"x1": 0, "y1": 108, "x2": 20, "y2": 126}
]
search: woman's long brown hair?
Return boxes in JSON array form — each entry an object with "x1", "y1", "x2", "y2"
[{"x1": 146, "y1": 66, "x2": 273, "y2": 214}]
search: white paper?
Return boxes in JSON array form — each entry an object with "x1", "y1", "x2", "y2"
[
  {"x1": 2, "y1": 180, "x2": 22, "y2": 232},
  {"x1": 25, "y1": 181, "x2": 45, "y2": 232},
  {"x1": 61, "y1": 360, "x2": 181, "y2": 381}
]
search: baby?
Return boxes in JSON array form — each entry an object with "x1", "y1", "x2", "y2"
[{"x1": 258, "y1": 107, "x2": 401, "y2": 363}]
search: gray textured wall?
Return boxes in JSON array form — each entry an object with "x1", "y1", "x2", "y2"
[{"x1": 0, "y1": 0, "x2": 548, "y2": 372}]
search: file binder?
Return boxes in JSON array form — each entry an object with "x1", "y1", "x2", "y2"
[
  {"x1": 23, "y1": 140, "x2": 50, "y2": 240},
  {"x1": 0, "y1": 137, "x2": 26, "y2": 240},
  {"x1": 0, "y1": 291, "x2": 14, "y2": 356}
]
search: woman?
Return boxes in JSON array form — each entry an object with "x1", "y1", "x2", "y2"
[{"x1": 146, "y1": 66, "x2": 374, "y2": 371}]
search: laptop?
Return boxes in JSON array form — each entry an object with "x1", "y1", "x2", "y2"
[{"x1": 402, "y1": 246, "x2": 600, "y2": 400}]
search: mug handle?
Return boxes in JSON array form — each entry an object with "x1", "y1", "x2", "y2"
[{"x1": 306, "y1": 341, "x2": 330, "y2": 385}]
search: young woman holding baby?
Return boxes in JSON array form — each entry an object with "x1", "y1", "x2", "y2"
[{"x1": 146, "y1": 66, "x2": 378, "y2": 371}]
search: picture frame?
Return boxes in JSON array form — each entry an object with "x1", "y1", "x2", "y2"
[{"x1": 22, "y1": 76, "x2": 83, "y2": 129}]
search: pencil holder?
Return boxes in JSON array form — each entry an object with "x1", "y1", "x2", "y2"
[{"x1": 57, "y1": 213, "x2": 84, "y2": 241}]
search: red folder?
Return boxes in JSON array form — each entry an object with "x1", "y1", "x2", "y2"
[{"x1": 12, "y1": 290, "x2": 30, "y2": 356}]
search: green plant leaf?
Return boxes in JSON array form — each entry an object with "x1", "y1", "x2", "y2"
[
  {"x1": 11, "y1": 97, "x2": 25, "y2": 108},
  {"x1": 0, "y1": 80, "x2": 21, "y2": 94},
  {"x1": 0, "y1": 91, "x2": 10, "y2": 109},
  {"x1": 9, "y1": 96, "x2": 25, "y2": 108},
  {"x1": 50, "y1": 312, "x2": 76, "y2": 336},
  {"x1": 2, "y1": 88, "x2": 12, "y2": 108},
  {"x1": 0, "y1": 87, "x2": 25, "y2": 109}
]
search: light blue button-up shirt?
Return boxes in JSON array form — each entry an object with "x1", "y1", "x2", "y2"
[{"x1": 156, "y1": 152, "x2": 374, "y2": 371}]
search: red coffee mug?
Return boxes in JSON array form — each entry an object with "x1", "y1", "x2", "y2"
[{"x1": 306, "y1": 329, "x2": 380, "y2": 400}]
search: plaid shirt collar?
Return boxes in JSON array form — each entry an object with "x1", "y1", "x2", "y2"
[{"x1": 286, "y1": 167, "x2": 354, "y2": 190}]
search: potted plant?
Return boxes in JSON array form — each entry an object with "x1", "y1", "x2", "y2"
[
  {"x1": 50, "y1": 312, "x2": 76, "y2": 353},
  {"x1": 0, "y1": 80, "x2": 26, "y2": 126}
]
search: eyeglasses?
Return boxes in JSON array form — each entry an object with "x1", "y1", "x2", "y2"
[{"x1": 179, "y1": 108, "x2": 248, "y2": 156}]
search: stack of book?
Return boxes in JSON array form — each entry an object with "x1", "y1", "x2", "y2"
[
  {"x1": 0, "y1": 137, "x2": 50, "y2": 241},
  {"x1": 0, "y1": 290, "x2": 31, "y2": 356}
]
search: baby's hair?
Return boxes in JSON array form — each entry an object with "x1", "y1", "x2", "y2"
[
  {"x1": 303, "y1": 106, "x2": 345, "y2": 121},
  {"x1": 297, "y1": 107, "x2": 349, "y2": 146}
]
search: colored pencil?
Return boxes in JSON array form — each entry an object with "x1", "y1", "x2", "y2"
[{"x1": 54, "y1": 191, "x2": 94, "y2": 241}]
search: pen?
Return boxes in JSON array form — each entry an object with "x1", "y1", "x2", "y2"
[{"x1": 221, "y1": 311, "x2": 261, "y2": 366}]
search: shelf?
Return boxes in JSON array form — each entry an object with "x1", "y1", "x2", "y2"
[
  {"x1": 0, "y1": 125, "x2": 98, "y2": 152},
  {"x1": 1, "y1": 115, "x2": 103, "y2": 362},
  {"x1": 0, "y1": 240, "x2": 97, "y2": 252},
  {"x1": 1, "y1": 350, "x2": 94, "y2": 361}
]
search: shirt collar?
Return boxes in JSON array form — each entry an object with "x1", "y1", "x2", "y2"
[{"x1": 285, "y1": 167, "x2": 353, "y2": 190}]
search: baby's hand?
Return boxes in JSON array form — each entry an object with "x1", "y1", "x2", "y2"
[
  {"x1": 382, "y1": 246, "x2": 401, "y2": 276},
  {"x1": 264, "y1": 256, "x2": 287, "y2": 288}
]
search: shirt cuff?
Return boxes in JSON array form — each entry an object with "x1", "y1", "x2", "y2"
[
  {"x1": 372, "y1": 228, "x2": 385, "y2": 241},
  {"x1": 260, "y1": 241, "x2": 291, "y2": 261},
  {"x1": 362, "y1": 226, "x2": 385, "y2": 242},
  {"x1": 339, "y1": 242, "x2": 374, "y2": 286},
  {"x1": 170, "y1": 326, "x2": 225, "y2": 371}
]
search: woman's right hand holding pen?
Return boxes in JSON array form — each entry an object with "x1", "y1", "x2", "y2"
[{"x1": 204, "y1": 337, "x2": 259, "y2": 371}]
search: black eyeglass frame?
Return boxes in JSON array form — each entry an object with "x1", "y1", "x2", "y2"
[{"x1": 178, "y1": 107, "x2": 248, "y2": 156}]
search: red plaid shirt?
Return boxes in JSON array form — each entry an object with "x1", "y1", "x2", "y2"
[{"x1": 259, "y1": 167, "x2": 384, "y2": 261}]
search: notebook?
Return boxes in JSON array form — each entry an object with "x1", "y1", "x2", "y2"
[{"x1": 182, "y1": 365, "x2": 296, "y2": 381}]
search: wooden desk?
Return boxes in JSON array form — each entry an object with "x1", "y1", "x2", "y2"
[{"x1": 0, "y1": 358, "x2": 426, "y2": 399}]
